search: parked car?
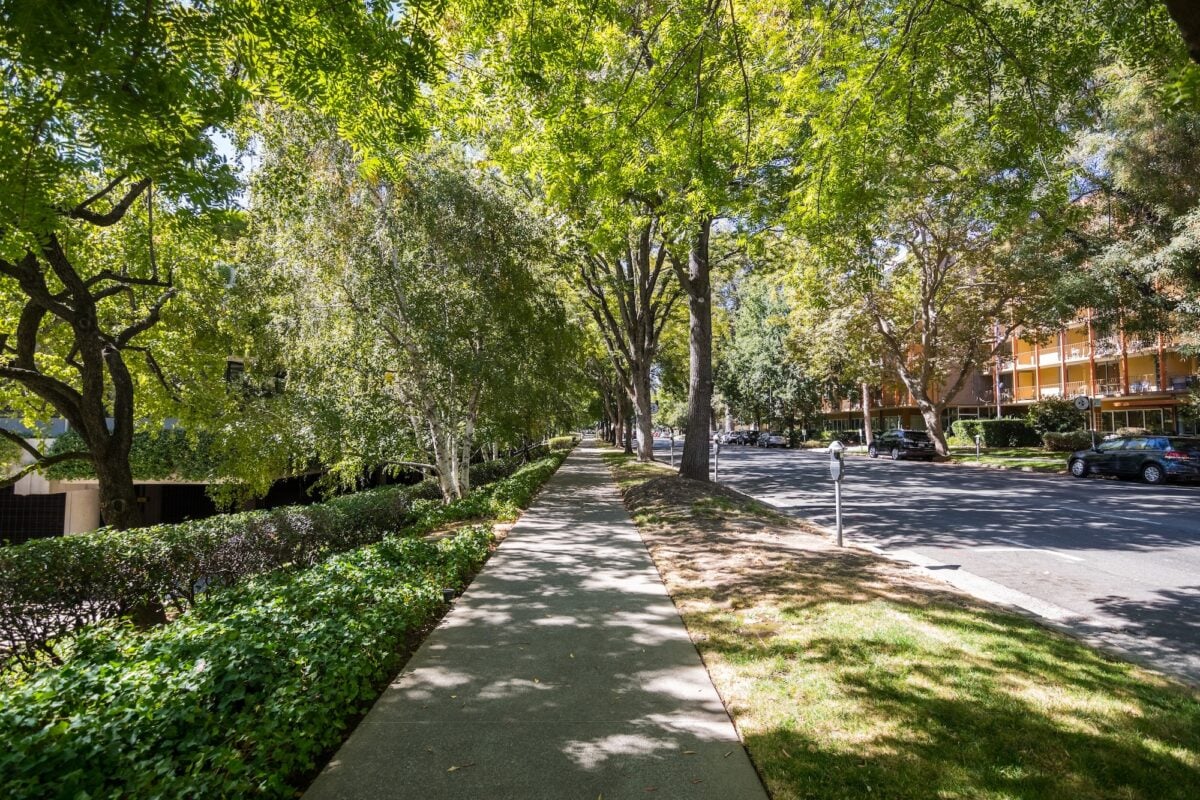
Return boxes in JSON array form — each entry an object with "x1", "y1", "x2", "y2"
[
  {"x1": 1068, "y1": 435, "x2": 1200, "y2": 484},
  {"x1": 735, "y1": 430, "x2": 758, "y2": 446},
  {"x1": 868, "y1": 429, "x2": 937, "y2": 461},
  {"x1": 757, "y1": 431, "x2": 787, "y2": 448}
]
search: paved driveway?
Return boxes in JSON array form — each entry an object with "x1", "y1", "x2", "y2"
[{"x1": 654, "y1": 439, "x2": 1200, "y2": 684}]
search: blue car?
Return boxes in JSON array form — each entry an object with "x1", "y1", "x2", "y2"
[{"x1": 1068, "y1": 435, "x2": 1200, "y2": 484}]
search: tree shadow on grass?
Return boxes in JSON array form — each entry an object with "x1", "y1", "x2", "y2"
[{"x1": 622, "y1": 473, "x2": 1200, "y2": 800}]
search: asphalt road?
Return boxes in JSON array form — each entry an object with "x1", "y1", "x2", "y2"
[{"x1": 653, "y1": 438, "x2": 1200, "y2": 684}]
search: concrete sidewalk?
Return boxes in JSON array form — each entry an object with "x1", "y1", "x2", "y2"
[{"x1": 305, "y1": 443, "x2": 768, "y2": 800}]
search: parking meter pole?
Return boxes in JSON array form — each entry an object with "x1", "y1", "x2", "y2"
[
  {"x1": 975, "y1": 434, "x2": 982, "y2": 459},
  {"x1": 713, "y1": 441, "x2": 721, "y2": 481},
  {"x1": 670, "y1": 436, "x2": 675, "y2": 468},
  {"x1": 834, "y1": 481, "x2": 843, "y2": 548},
  {"x1": 828, "y1": 440, "x2": 845, "y2": 548}
]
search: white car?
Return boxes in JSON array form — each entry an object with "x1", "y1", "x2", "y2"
[{"x1": 758, "y1": 431, "x2": 787, "y2": 448}]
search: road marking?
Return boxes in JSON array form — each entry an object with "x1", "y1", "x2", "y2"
[
  {"x1": 988, "y1": 537, "x2": 1085, "y2": 562},
  {"x1": 1058, "y1": 502, "x2": 1168, "y2": 527}
]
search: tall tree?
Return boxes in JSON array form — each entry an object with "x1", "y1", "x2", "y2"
[
  {"x1": 577, "y1": 213, "x2": 681, "y2": 462},
  {"x1": 0, "y1": 0, "x2": 445, "y2": 527},
  {"x1": 242, "y1": 118, "x2": 582, "y2": 500},
  {"x1": 444, "y1": 0, "x2": 803, "y2": 479}
]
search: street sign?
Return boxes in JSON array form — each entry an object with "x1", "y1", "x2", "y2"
[{"x1": 1073, "y1": 395, "x2": 1092, "y2": 411}]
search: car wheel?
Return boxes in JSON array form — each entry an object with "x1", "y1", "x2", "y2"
[
  {"x1": 868, "y1": 445, "x2": 878, "y2": 458},
  {"x1": 1069, "y1": 459, "x2": 1088, "y2": 479},
  {"x1": 890, "y1": 447, "x2": 901, "y2": 461},
  {"x1": 1142, "y1": 463, "x2": 1166, "y2": 485}
]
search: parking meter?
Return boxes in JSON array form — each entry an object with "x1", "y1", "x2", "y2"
[
  {"x1": 828, "y1": 440, "x2": 845, "y2": 547},
  {"x1": 713, "y1": 437, "x2": 721, "y2": 480},
  {"x1": 974, "y1": 433, "x2": 982, "y2": 458},
  {"x1": 670, "y1": 434, "x2": 675, "y2": 467},
  {"x1": 828, "y1": 440, "x2": 845, "y2": 481}
]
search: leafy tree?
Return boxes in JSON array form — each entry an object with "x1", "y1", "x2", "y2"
[
  {"x1": 716, "y1": 273, "x2": 822, "y2": 437},
  {"x1": 788, "y1": 1, "x2": 1113, "y2": 455},
  {"x1": 577, "y1": 212, "x2": 681, "y2": 462},
  {"x1": 242, "y1": 117, "x2": 582, "y2": 501},
  {"x1": 445, "y1": 0, "x2": 804, "y2": 479},
  {"x1": 0, "y1": 0, "x2": 445, "y2": 527}
]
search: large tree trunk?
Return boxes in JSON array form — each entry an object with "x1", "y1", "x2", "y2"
[
  {"x1": 632, "y1": 363, "x2": 655, "y2": 462},
  {"x1": 94, "y1": 451, "x2": 141, "y2": 530},
  {"x1": 861, "y1": 383, "x2": 874, "y2": 446},
  {"x1": 678, "y1": 220, "x2": 713, "y2": 480},
  {"x1": 917, "y1": 401, "x2": 949, "y2": 457}
]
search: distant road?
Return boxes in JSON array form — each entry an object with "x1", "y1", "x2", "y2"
[{"x1": 653, "y1": 439, "x2": 1200, "y2": 684}]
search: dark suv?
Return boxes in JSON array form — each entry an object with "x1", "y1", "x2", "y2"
[
  {"x1": 1068, "y1": 435, "x2": 1200, "y2": 485},
  {"x1": 868, "y1": 429, "x2": 937, "y2": 461}
]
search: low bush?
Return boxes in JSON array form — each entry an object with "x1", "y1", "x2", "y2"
[
  {"x1": 1043, "y1": 430, "x2": 1097, "y2": 452},
  {"x1": 1116, "y1": 426, "x2": 1153, "y2": 437},
  {"x1": 0, "y1": 454, "x2": 563, "y2": 678},
  {"x1": 0, "y1": 527, "x2": 494, "y2": 799},
  {"x1": 547, "y1": 435, "x2": 577, "y2": 451},
  {"x1": 952, "y1": 418, "x2": 1040, "y2": 447},
  {"x1": 1027, "y1": 397, "x2": 1087, "y2": 434},
  {"x1": 950, "y1": 419, "x2": 983, "y2": 441}
]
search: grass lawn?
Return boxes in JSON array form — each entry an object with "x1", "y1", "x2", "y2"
[
  {"x1": 948, "y1": 447, "x2": 1067, "y2": 473},
  {"x1": 602, "y1": 452, "x2": 1200, "y2": 800}
]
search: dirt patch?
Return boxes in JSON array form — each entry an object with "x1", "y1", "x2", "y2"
[{"x1": 626, "y1": 474, "x2": 977, "y2": 619}]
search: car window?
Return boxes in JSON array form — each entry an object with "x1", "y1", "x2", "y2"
[
  {"x1": 1122, "y1": 438, "x2": 1151, "y2": 451},
  {"x1": 1147, "y1": 437, "x2": 1171, "y2": 450},
  {"x1": 1097, "y1": 439, "x2": 1125, "y2": 452},
  {"x1": 1169, "y1": 438, "x2": 1200, "y2": 453},
  {"x1": 904, "y1": 432, "x2": 931, "y2": 442}
]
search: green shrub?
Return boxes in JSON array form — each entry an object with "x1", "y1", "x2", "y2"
[
  {"x1": 979, "y1": 418, "x2": 1041, "y2": 447},
  {"x1": 0, "y1": 482, "x2": 426, "y2": 676},
  {"x1": 0, "y1": 454, "x2": 564, "y2": 679},
  {"x1": 1116, "y1": 426, "x2": 1153, "y2": 436},
  {"x1": 952, "y1": 418, "x2": 1040, "y2": 447},
  {"x1": 946, "y1": 435, "x2": 974, "y2": 448},
  {"x1": 547, "y1": 435, "x2": 576, "y2": 451},
  {"x1": 1027, "y1": 397, "x2": 1087, "y2": 433},
  {"x1": 1043, "y1": 430, "x2": 1097, "y2": 451},
  {"x1": 0, "y1": 527, "x2": 493, "y2": 799},
  {"x1": 950, "y1": 419, "x2": 984, "y2": 440}
]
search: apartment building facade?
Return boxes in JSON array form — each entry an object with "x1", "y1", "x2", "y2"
[{"x1": 820, "y1": 317, "x2": 1199, "y2": 437}]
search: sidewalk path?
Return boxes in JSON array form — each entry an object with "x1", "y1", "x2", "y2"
[{"x1": 305, "y1": 443, "x2": 768, "y2": 800}]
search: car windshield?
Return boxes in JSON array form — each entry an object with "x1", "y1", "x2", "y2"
[{"x1": 1169, "y1": 438, "x2": 1200, "y2": 453}]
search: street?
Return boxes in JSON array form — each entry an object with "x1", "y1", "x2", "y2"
[{"x1": 654, "y1": 438, "x2": 1200, "y2": 683}]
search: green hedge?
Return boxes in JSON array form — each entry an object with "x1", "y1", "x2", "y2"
[
  {"x1": 950, "y1": 418, "x2": 1040, "y2": 447},
  {"x1": 0, "y1": 453, "x2": 563, "y2": 678},
  {"x1": 0, "y1": 527, "x2": 493, "y2": 799},
  {"x1": 547, "y1": 435, "x2": 577, "y2": 451},
  {"x1": 1043, "y1": 431, "x2": 1096, "y2": 452}
]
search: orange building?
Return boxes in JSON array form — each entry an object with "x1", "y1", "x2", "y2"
[{"x1": 820, "y1": 317, "x2": 1199, "y2": 437}]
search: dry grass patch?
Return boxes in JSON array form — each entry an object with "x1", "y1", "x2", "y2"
[{"x1": 605, "y1": 454, "x2": 1200, "y2": 800}]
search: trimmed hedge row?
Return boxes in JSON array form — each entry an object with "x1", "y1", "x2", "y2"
[
  {"x1": 547, "y1": 435, "x2": 577, "y2": 451},
  {"x1": 0, "y1": 453, "x2": 562, "y2": 678},
  {"x1": 0, "y1": 526, "x2": 494, "y2": 799},
  {"x1": 1043, "y1": 430, "x2": 1097, "y2": 452},
  {"x1": 950, "y1": 418, "x2": 1041, "y2": 447}
]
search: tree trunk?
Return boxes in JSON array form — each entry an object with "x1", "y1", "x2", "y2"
[
  {"x1": 917, "y1": 402, "x2": 949, "y2": 457},
  {"x1": 623, "y1": 401, "x2": 634, "y2": 455},
  {"x1": 94, "y1": 451, "x2": 141, "y2": 530},
  {"x1": 632, "y1": 364, "x2": 655, "y2": 462},
  {"x1": 678, "y1": 220, "x2": 713, "y2": 480},
  {"x1": 862, "y1": 383, "x2": 874, "y2": 446}
]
